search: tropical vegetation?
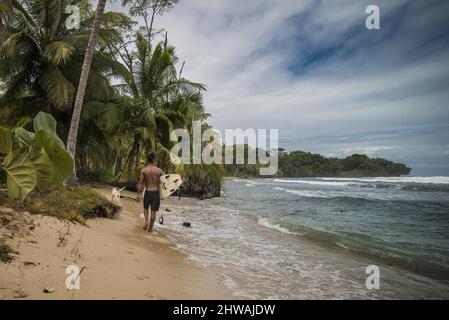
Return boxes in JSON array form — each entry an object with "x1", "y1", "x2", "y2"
[
  {"x1": 224, "y1": 148, "x2": 411, "y2": 178},
  {"x1": 0, "y1": 0, "x2": 222, "y2": 200},
  {"x1": 0, "y1": 112, "x2": 73, "y2": 204}
]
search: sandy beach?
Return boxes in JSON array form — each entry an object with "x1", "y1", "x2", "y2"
[{"x1": 0, "y1": 187, "x2": 233, "y2": 300}]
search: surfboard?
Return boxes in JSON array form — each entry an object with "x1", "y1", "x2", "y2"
[{"x1": 160, "y1": 174, "x2": 183, "y2": 200}]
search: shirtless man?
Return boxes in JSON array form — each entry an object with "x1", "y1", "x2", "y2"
[{"x1": 136, "y1": 153, "x2": 163, "y2": 232}]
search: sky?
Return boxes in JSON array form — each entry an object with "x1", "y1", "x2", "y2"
[{"x1": 109, "y1": 0, "x2": 449, "y2": 176}]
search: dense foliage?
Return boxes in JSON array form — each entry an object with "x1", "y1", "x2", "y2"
[
  {"x1": 0, "y1": 0, "x2": 222, "y2": 199},
  {"x1": 224, "y1": 148, "x2": 411, "y2": 178},
  {"x1": 0, "y1": 112, "x2": 73, "y2": 203},
  {"x1": 277, "y1": 151, "x2": 410, "y2": 177}
]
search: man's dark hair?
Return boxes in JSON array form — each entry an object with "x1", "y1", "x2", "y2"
[{"x1": 147, "y1": 152, "x2": 155, "y2": 164}]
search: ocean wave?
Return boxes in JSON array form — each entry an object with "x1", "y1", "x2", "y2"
[
  {"x1": 273, "y1": 187, "x2": 332, "y2": 198},
  {"x1": 316, "y1": 176, "x2": 449, "y2": 185},
  {"x1": 274, "y1": 179, "x2": 354, "y2": 186},
  {"x1": 257, "y1": 217, "x2": 303, "y2": 235},
  {"x1": 274, "y1": 177, "x2": 449, "y2": 192}
]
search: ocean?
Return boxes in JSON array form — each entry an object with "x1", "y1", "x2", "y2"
[{"x1": 159, "y1": 176, "x2": 449, "y2": 299}]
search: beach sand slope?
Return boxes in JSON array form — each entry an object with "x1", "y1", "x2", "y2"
[{"x1": 0, "y1": 187, "x2": 232, "y2": 300}]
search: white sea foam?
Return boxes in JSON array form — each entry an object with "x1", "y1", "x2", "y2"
[
  {"x1": 257, "y1": 217, "x2": 299, "y2": 235},
  {"x1": 274, "y1": 178, "x2": 354, "y2": 186},
  {"x1": 316, "y1": 176, "x2": 449, "y2": 184},
  {"x1": 273, "y1": 186, "x2": 332, "y2": 198}
]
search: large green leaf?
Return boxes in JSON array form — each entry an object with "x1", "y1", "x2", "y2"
[
  {"x1": 0, "y1": 127, "x2": 12, "y2": 154},
  {"x1": 3, "y1": 150, "x2": 37, "y2": 200},
  {"x1": 33, "y1": 111, "x2": 57, "y2": 134},
  {"x1": 14, "y1": 127, "x2": 35, "y2": 147},
  {"x1": 29, "y1": 145, "x2": 54, "y2": 191},
  {"x1": 35, "y1": 130, "x2": 73, "y2": 185}
]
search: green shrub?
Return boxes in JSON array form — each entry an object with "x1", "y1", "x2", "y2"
[{"x1": 10, "y1": 187, "x2": 120, "y2": 224}]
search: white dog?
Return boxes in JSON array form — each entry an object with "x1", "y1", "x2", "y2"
[{"x1": 111, "y1": 187, "x2": 126, "y2": 202}]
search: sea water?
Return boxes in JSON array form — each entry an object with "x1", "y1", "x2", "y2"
[{"x1": 158, "y1": 177, "x2": 449, "y2": 299}]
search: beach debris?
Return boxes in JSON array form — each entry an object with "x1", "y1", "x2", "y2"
[
  {"x1": 14, "y1": 289, "x2": 28, "y2": 298},
  {"x1": 0, "y1": 244, "x2": 16, "y2": 263},
  {"x1": 1, "y1": 216, "x2": 11, "y2": 226},
  {"x1": 165, "y1": 208, "x2": 171, "y2": 212},
  {"x1": 182, "y1": 222, "x2": 191, "y2": 228},
  {"x1": 43, "y1": 287, "x2": 55, "y2": 294},
  {"x1": 23, "y1": 261, "x2": 36, "y2": 266}
]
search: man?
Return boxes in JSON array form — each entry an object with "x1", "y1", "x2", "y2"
[{"x1": 137, "y1": 153, "x2": 163, "y2": 232}]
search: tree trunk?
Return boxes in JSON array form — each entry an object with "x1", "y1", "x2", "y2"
[
  {"x1": 134, "y1": 142, "x2": 141, "y2": 176},
  {"x1": 65, "y1": 0, "x2": 108, "y2": 185},
  {"x1": 112, "y1": 152, "x2": 119, "y2": 177},
  {"x1": 127, "y1": 137, "x2": 138, "y2": 184},
  {"x1": 79, "y1": 146, "x2": 87, "y2": 173}
]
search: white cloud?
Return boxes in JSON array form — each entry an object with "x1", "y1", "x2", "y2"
[{"x1": 109, "y1": 0, "x2": 449, "y2": 174}]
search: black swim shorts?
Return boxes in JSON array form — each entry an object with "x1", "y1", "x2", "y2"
[{"x1": 143, "y1": 190, "x2": 160, "y2": 211}]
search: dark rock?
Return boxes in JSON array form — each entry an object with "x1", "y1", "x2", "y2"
[
  {"x1": 165, "y1": 208, "x2": 171, "y2": 212},
  {"x1": 43, "y1": 287, "x2": 55, "y2": 294},
  {"x1": 182, "y1": 222, "x2": 191, "y2": 228}
]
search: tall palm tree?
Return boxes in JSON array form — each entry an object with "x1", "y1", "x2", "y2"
[
  {"x1": 66, "y1": 0, "x2": 108, "y2": 185},
  {"x1": 0, "y1": 0, "x2": 128, "y2": 132},
  {"x1": 115, "y1": 33, "x2": 206, "y2": 184}
]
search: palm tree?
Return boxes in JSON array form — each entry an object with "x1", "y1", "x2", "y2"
[
  {"x1": 0, "y1": 0, "x2": 129, "y2": 133},
  {"x1": 65, "y1": 0, "x2": 108, "y2": 185},
  {"x1": 114, "y1": 33, "x2": 206, "y2": 184}
]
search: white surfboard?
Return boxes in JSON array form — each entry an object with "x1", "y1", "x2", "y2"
[{"x1": 160, "y1": 174, "x2": 183, "y2": 200}]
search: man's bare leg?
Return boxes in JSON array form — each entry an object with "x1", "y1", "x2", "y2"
[
  {"x1": 147, "y1": 210, "x2": 156, "y2": 232},
  {"x1": 143, "y1": 208, "x2": 149, "y2": 230}
]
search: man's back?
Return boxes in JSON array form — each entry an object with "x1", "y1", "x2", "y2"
[{"x1": 141, "y1": 165, "x2": 163, "y2": 191}]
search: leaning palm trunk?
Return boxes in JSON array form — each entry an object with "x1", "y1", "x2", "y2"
[{"x1": 65, "y1": 0, "x2": 108, "y2": 185}]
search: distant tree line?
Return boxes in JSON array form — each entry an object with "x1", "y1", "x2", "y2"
[{"x1": 224, "y1": 148, "x2": 411, "y2": 178}]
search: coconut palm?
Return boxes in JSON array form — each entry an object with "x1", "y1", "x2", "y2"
[
  {"x1": 0, "y1": 0, "x2": 130, "y2": 129},
  {"x1": 113, "y1": 32, "x2": 206, "y2": 184},
  {"x1": 66, "y1": 0, "x2": 109, "y2": 185}
]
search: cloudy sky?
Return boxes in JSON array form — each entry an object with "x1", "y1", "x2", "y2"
[{"x1": 110, "y1": 0, "x2": 449, "y2": 175}]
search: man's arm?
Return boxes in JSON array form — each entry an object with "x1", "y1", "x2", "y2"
[{"x1": 136, "y1": 169, "x2": 145, "y2": 202}]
